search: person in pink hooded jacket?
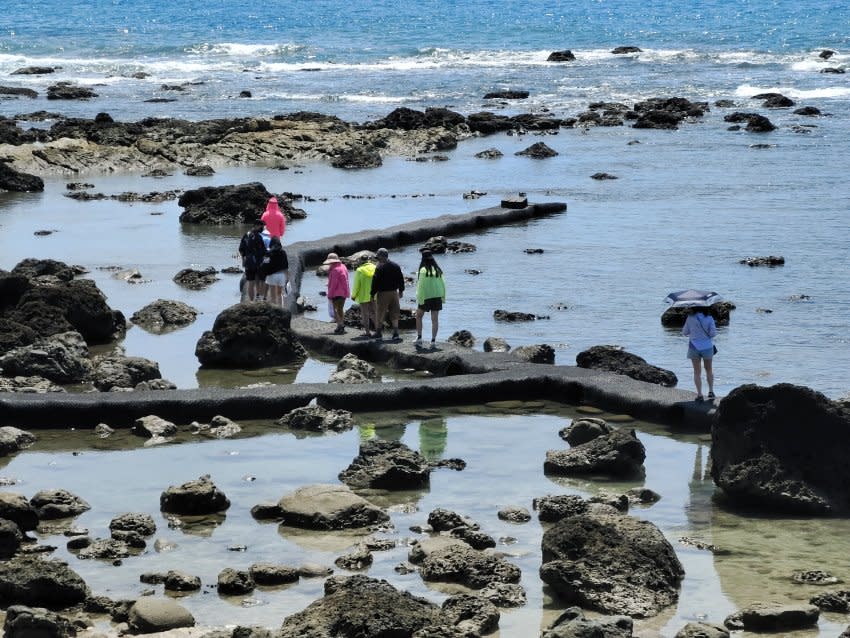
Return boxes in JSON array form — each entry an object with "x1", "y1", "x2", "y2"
[
  {"x1": 261, "y1": 196, "x2": 286, "y2": 239},
  {"x1": 324, "y1": 253, "x2": 350, "y2": 334}
]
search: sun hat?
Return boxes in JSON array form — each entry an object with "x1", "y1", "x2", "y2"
[{"x1": 322, "y1": 252, "x2": 341, "y2": 265}]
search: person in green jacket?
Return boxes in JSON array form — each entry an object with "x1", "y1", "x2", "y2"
[
  {"x1": 415, "y1": 250, "x2": 446, "y2": 348},
  {"x1": 350, "y1": 258, "x2": 377, "y2": 337}
]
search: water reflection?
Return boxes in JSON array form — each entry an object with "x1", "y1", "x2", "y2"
[
  {"x1": 163, "y1": 512, "x2": 227, "y2": 538},
  {"x1": 419, "y1": 417, "x2": 448, "y2": 461},
  {"x1": 195, "y1": 362, "x2": 303, "y2": 389}
]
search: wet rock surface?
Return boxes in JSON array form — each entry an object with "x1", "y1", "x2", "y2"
[
  {"x1": 0, "y1": 557, "x2": 89, "y2": 609},
  {"x1": 129, "y1": 299, "x2": 198, "y2": 332},
  {"x1": 160, "y1": 475, "x2": 231, "y2": 515},
  {"x1": 0, "y1": 492, "x2": 39, "y2": 531},
  {"x1": 127, "y1": 597, "x2": 195, "y2": 633},
  {"x1": 30, "y1": 489, "x2": 91, "y2": 520},
  {"x1": 338, "y1": 439, "x2": 431, "y2": 489},
  {"x1": 512, "y1": 343, "x2": 555, "y2": 364},
  {"x1": 276, "y1": 484, "x2": 389, "y2": 530},
  {"x1": 173, "y1": 267, "x2": 219, "y2": 290},
  {"x1": 712, "y1": 383, "x2": 850, "y2": 514},
  {"x1": 540, "y1": 511, "x2": 684, "y2": 617},
  {"x1": 0, "y1": 375, "x2": 66, "y2": 393},
  {"x1": 0, "y1": 331, "x2": 92, "y2": 384},
  {"x1": 196, "y1": 302, "x2": 306, "y2": 368},
  {"x1": 0, "y1": 427, "x2": 37, "y2": 456},
  {"x1": 91, "y1": 353, "x2": 162, "y2": 391},
  {"x1": 276, "y1": 404, "x2": 354, "y2": 432},
  {"x1": 543, "y1": 607, "x2": 634, "y2": 638},
  {"x1": 724, "y1": 602, "x2": 819, "y2": 631},
  {"x1": 3, "y1": 605, "x2": 78, "y2": 638},
  {"x1": 559, "y1": 417, "x2": 614, "y2": 445},
  {"x1": 545, "y1": 428, "x2": 646, "y2": 477},
  {"x1": 279, "y1": 575, "x2": 444, "y2": 638},
  {"x1": 576, "y1": 345, "x2": 678, "y2": 387}
]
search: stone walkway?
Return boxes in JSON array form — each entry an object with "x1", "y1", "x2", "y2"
[{"x1": 0, "y1": 201, "x2": 716, "y2": 431}]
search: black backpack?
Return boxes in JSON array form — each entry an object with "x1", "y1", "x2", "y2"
[{"x1": 239, "y1": 230, "x2": 266, "y2": 269}]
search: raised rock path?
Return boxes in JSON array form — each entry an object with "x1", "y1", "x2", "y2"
[{"x1": 0, "y1": 202, "x2": 715, "y2": 430}]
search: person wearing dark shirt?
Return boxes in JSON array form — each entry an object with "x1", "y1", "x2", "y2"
[
  {"x1": 370, "y1": 247, "x2": 404, "y2": 341},
  {"x1": 260, "y1": 237, "x2": 289, "y2": 306}
]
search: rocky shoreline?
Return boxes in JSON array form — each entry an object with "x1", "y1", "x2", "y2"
[{"x1": 0, "y1": 90, "x2": 808, "y2": 184}]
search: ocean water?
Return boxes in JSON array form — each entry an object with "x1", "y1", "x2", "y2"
[{"x1": 1, "y1": 2, "x2": 850, "y2": 636}]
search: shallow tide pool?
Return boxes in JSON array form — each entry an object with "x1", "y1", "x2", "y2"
[{"x1": 2, "y1": 402, "x2": 849, "y2": 636}]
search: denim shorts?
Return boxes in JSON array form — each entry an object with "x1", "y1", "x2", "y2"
[{"x1": 687, "y1": 345, "x2": 714, "y2": 360}]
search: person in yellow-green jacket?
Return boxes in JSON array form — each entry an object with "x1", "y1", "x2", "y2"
[
  {"x1": 350, "y1": 258, "x2": 377, "y2": 337},
  {"x1": 415, "y1": 250, "x2": 446, "y2": 349}
]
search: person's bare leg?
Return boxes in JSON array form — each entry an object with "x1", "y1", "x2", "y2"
[
  {"x1": 430, "y1": 310, "x2": 439, "y2": 342},
  {"x1": 704, "y1": 357, "x2": 714, "y2": 396},
  {"x1": 691, "y1": 358, "x2": 703, "y2": 397},
  {"x1": 415, "y1": 308, "x2": 424, "y2": 340}
]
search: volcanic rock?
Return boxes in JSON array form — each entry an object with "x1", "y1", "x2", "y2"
[
  {"x1": 545, "y1": 428, "x2": 646, "y2": 477},
  {"x1": 576, "y1": 345, "x2": 678, "y2": 387},
  {"x1": 512, "y1": 344, "x2": 555, "y2": 364},
  {"x1": 0, "y1": 427, "x2": 37, "y2": 457},
  {"x1": 127, "y1": 597, "x2": 195, "y2": 633},
  {"x1": 276, "y1": 405, "x2": 354, "y2": 432},
  {"x1": 276, "y1": 484, "x2": 389, "y2": 530},
  {"x1": 0, "y1": 556, "x2": 89, "y2": 609},
  {"x1": 30, "y1": 489, "x2": 90, "y2": 520},
  {"x1": 160, "y1": 475, "x2": 231, "y2": 515},
  {"x1": 0, "y1": 162, "x2": 44, "y2": 192},
  {"x1": 196, "y1": 302, "x2": 306, "y2": 368},
  {"x1": 515, "y1": 142, "x2": 558, "y2": 158},
  {"x1": 130, "y1": 299, "x2": 198, "y2": 332},
  {"x1": 711, "y1": 383, "x2": 850, "y2": 514},
  {"x1": 91, "y1": 354, "x2": 162, "y2": 391},
  {"x1": 338, "y1": 439, "x2": 431, "y2": 490},
  {"x1": 540, "y1": 511, "x2": 684, "y2": 617},
  {"x1": 547, "y1": 50, "x2": 576, "y2": 62}
]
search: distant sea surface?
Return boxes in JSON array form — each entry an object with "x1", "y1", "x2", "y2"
[{"x1": 0, "y1": 0, "x2": 848, "y2": 397}]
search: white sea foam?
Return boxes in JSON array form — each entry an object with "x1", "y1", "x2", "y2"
[
  {"x1": 185, "y1": 42, "x2": 305, "y2": 57},
  {"x1": 735, "y1": 83, "x2": 850, "y2": 99}
]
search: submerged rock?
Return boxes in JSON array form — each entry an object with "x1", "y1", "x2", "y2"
[
  {"x1": 173, "y1": 267, "x2": 218, "y2": 290},
  {"x1": 276, "y1": 484, "x2": 389, "y2": 530},
  {"x1": 545, "y1": 428, "x2": 646, "y2": 477},
  {"x1": 515, "y1": 142, "x2": 558, "y2": 158},
  {"x1": 127, "y1": 597, "x2": 195, "y2": 633},
  {"x1": 540, "y1": 511, "x2": 684, "y2": 617},
  {"x1": 130, "y1": 299, "x2": 198, "y2": 332},
  {"x1": 724, "y1": 602, "x2": 818, "y2": 632}
]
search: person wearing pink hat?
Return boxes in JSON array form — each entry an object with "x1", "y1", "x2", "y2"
[{"x1": 261, "y1": 196, "x2": 286, "y2": 239}]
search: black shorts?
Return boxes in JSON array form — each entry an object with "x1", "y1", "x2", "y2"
[
  {"x1": 244, "y1": 269, "x2": 265, "y2": 282},
  {"x1": 419, "y1": 298, "x2": 443, "y2": 311}
]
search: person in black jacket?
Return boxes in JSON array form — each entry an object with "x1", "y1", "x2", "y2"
[
  {"x1": 238, "y1": 220, "x2": 267, "y2": 301},
  {"x1": 370, "y1": 247, "x2": 404, "y2": 341},
  {"x1": 259, "y1": 237, "x2": 289, "y2": 306}
]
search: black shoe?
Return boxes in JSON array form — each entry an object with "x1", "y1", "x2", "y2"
[
  {"x1": 707, "y1": 392, "x2": 716, "y2": 400},
  {"x1": 695, "y1": 395, "x2": 705, "y2": 403},
  {"x1": 392, "y1": 332, "x2": 401, "y2": 342},
  {"x1": 373, "y1": 332, "x2": 383, "y2": 341},
  {"x1": 333, "y1": 326, "x2": 345, "y2": 335}
]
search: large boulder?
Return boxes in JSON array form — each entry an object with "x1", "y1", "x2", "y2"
[
  {"x1": 276, "y1": 484, "x2": 389, "y2": 530},
  {"x1": 543, "y1": 607, "x2": 634, "y2": 638},
  {"x1": 5, "y1": 277, "x2": 124, "y2": 345},
  {"x1": 0, "y1": 271, "x2": 32, "y2": 311},
  {"x1": 0, "y1": 519, "x2": 22, "y2": 558},
  {"x1": 0, "y1": 492, "x2": 39, "y2": 531},
  {"x1": 279, "y1": 575, "x2": 443, "y2": 638},
  {"x1": 0, "y1": 557, "x2": 89, "y2": 609},
  {"x1": 711, "y1": 383, "x2": 850, "y2": 514},
  {"x1": 160, "y1": 475, "x2": 230, "y2": 515},
  {"x1": 0, "y1": 427, "x2": 36, "y2": 457},
  {"x1": 178, "y1": 182, "x2": 270, "y2": 224},
  {"x1": 0, "y1": 162, "x2": 44, "y2": 193},
  {"x1": 540, "y1": 511, "x2": 684, "y2": 617},
  {"x1": 661, "y1": 302, "x2": 735, "y2": 328},
  {"x1": 3, "y1": 605, "x2": 77, "y2": 638},
  {"x1": 545, "y1": 428, "x2": 646, "y2": 477},
  {"x1": 576, "y1": 345, "x2": 677, "y2": 387},
  {"x1": 0, "y1": 331, "x2": 92, "y2": 384},
  {"x1": 29, "y1": 489, "x2": 90, "y2": 520},
  {"x1": 338, "y1": 439, "x2": 431, "y2": 489},
  {"x1": 415, "y1": 538, "x2": 522, "y2": 589},
  {"x1": 127, "y1": 597, "x2": 195, "y2": 633},
  {"x1": 129, "y1": 299, "x2": 198, "y2": 332},
  {"x1": 91, "y1": 354, "x2": 162, "y2": 391},
  {"x1": 195, "y1": 302, "x2": 306, "y2": 368},
  {"x1": 10, "y1": 259, "x2": 76, "y2": 283}
]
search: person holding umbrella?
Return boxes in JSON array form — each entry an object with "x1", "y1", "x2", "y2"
[{"x1": 665, "y1": 290, "x2": 720, "y2": 402}]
